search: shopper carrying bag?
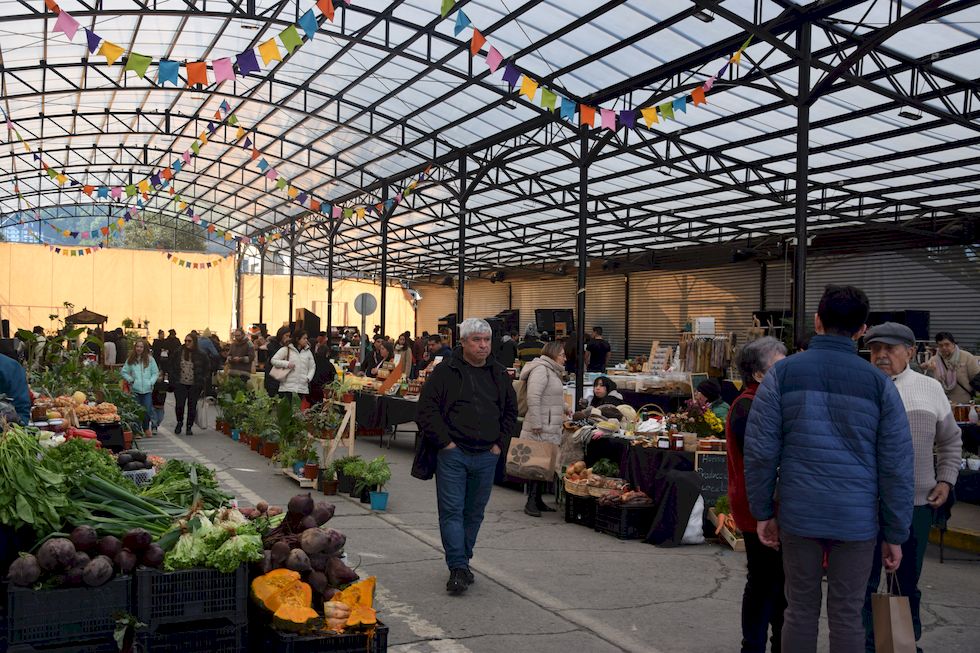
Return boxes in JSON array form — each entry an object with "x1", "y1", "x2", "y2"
[{"x1": 871, "y1": 573, "x2": 916, "y2": 653}]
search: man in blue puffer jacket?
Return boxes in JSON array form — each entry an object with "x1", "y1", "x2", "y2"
[{"x1": 745, "y1": 285, "x2": 913, "y2": 653}]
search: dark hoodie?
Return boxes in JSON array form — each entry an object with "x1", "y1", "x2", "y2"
[{"x1": 417, "y1": 348, "x2": 518, "y2": 453}]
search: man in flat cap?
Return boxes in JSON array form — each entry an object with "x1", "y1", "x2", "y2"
[{"x1": 861, "y1": 322, "x2": 962, "y2": 653}]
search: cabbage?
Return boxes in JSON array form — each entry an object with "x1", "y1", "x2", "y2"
[{"x1": 206, "y1": 533, "x2": 263, "y2": 573}]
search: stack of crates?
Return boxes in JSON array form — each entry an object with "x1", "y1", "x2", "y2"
[{"x1": 134, "y1": 565, "x2": 248, "y2": 652}]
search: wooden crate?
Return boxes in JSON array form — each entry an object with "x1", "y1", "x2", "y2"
[
  {"x1": 707, "y1": 508, "x2": 745, "y2": 552},
  {"x1": 280, "y1": 468, "x2": 316, "y2": 489}
]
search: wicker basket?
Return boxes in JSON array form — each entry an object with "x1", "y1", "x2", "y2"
[
  {"x1": 563, "y1": 478, "x2": 591, "y2": 497},
  {"x1": 587, "y1": 478, "x2": 625, "y2": 498}
]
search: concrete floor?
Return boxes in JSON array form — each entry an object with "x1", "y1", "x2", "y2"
[{"x1": 141, "y1": 402, "x2": 980, "y2": 653}]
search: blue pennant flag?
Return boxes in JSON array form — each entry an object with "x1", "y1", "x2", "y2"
[
  {"x1": 158, "y1": 60, "x2": 180, "y2": 86},
  {"x1": 672, "y1": 97, "x2": 687, "y2": 114},
  {"x1": 299, "y1": 9, "x2": 318, "y2": 40},
  {"x1": 454, "y1": 11, "x2": 471, "y2": 36},
  {"x1": 97, "y1": 186, "x2": 109, "y2": 198},
  {"x1": 560, "y1": 97, "x2": 576, "y2": 121}
]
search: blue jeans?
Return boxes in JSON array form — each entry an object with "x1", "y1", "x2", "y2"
[
  {"x1": 134, "y1": 392, "x2": 154, "y2": 430},
  {"x1": 435, "y1": 446, "x2": 498, "y2": 571}
]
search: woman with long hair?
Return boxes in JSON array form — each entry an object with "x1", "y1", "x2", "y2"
[
  {"x1": 270, "y1": 328, "x2": 316, "y2": 402},
  {"x1": 395, "y1": 331, "x2": 415, "y2": 378},
  {"x1": 171, "y1": 333, "x2": 209, "y2": 436},
  {"x1": 264, "y1": 329, "x2": 291, "y2": 396},
  {"x1": 121, "y1": 338, "x2": 159, "y2": 437},
  {"x1": 518, "y1": 341, "x2": 569, "y2": 517},
  {"x1": 367, "y1": 340, "x2": 393, "y2": 378}
]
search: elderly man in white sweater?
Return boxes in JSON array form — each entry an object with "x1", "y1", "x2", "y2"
[{"x1": 861, "y1": 322, "x2": 961, "y2": 653}]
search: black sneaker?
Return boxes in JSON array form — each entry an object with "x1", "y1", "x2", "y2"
[
  {"x1": 186, "y1": 427, "x2": 193, "y2": 436},
  {"x1": 462, "y1": 567, "x2": 475, "y2": 585},
  {"x1": 446, "y1": 568, "x2": 469, "y2": 595},
  {"x1": 175, "y1": 424, "x2": 183, "y2": 435}
]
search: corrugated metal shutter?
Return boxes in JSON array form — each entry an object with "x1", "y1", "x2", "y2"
[
  {"x1": 416, "y1": 286, "x2": 456, "y2": 335},
  {"x1": 586, "y1": 275, "x2": 628, "y2": 365},
  {"x1": 511, "y1": 278, "x2": 578, "y2": 335},
  {"x1": 628, "y1": 262, "x2": 762, "y2": 358},
  {"x1": 463, "y1": 281, "x2": 511, "y2": 319},
  {"x1": 795, "y1": 249, "x2": 979, "y2": 348}
]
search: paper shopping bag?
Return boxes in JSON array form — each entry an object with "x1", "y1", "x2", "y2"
[
  {"x1": 505, "y1": 438, "x2": 558, "y2": 481},
  {"x1": 872, "y1": 573, "x2": 916, "y2": 653}
]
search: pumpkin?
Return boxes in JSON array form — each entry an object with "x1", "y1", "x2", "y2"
[
  {"x1": 251, "y1": 569, "x2": 301, "y2": 610},
  {"x1": 272, "y1": 605, "x2": 321, "y2": 634},
  {"x1": 335, "y1": 576, "x2": 377, "y2": 628},
  {"x1": 265, "y1": 580, "x2": 313, "y2": 614}
]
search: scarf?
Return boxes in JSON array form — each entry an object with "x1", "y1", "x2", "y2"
[{"x1": 935, "y1": 346, "x2": 961, "y2": 391}]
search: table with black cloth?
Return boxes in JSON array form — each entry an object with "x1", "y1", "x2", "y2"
[
  {"x1": 960, "y1": 423, "x2": 980, "y2": 455},
  {"x1": 585, "y1": 436, "x2": 698, "y2": 545},
  {"x1": 355, "y1": 392, "x2": 420, "y2": 430},
  {"x1": 354, "y1": 392, "x2": 382, "y2": 430},
  {"x1": 617, "y1": 391, "x2": 687, "y2": 414},
  {"x1": 955, "y1": 469, "x2": 980, "y2": 505}
]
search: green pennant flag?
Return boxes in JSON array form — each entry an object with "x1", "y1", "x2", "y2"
[
  {"x1": 47, "y1": 167, "x2": 59, "y2": 179},
  {"x1": 441, "y1": 0, "x2": 454, "y2": 18},
  {"x1": 276, "y1": 177, "x2": 287, "y2": 189},
  {"x1": 659, "y1": 101, "x2": 674, "y2": 121},
  {"x1": 191, "y1": 142, "x2": 200, "y2": 155},
  {"x1": 343, "y1": 208, "x2": 353, "y2": 219},
  {"x1": 227, "y1": 114, "x2": 238, "y2": 126},
  {"x1": 124, "y1": 52, "x2": 152, "y2": 78},
  {"x1": 279, "y1": 25, "x2": 304, "y2": 54},
  {"x1": 125, "y1": 184, "x2": 137, "y2": 197},
  {"x1": 541, "y1": 88, "x2": 557, "y2": 111}
]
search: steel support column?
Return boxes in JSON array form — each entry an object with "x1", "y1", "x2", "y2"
[
  {"x1": 623, "y1": 273, "x2": 630, "y2": 361},
  {"x1": 258, "y1": 244, "x2": 266, "y2": 326},
  {"x1": 793, "y1": 22, "x2": 811, "y2": 347},
  {"x1": 380, "y1": 188, "x2": 390, "y2": 338},
  {"x1": 234, "y1": 243, "x2": 243, "y2": 330},
  {"x1": 456, "y1": 155, "x2": 467, "y2": 325},
  {"x1": 575, "y1": 130, "x2": 589, "y2": 403},
  {"x1": 288, "y1": 218, "x2": 296, "y2": 328},
  {"x1": 327, "y1": 224, "x2": 335, "y2": 344}
]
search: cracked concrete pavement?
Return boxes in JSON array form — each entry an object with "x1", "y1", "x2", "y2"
[{"x1": 141, "y1": 403, "x2": 980, "y2": 652}]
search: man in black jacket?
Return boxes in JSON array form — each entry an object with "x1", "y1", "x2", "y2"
[{"x1": 417, "y1": 318, "x2": 517, "y2": 596}]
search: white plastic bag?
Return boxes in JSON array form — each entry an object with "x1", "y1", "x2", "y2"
[{"x1": 681, "y1": 496, "x2": 706, "y2": 545}]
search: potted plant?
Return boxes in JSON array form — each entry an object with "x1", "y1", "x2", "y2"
[
  {"x1": 302, "y1": 446, "x2": 320, "y2": 481},
  {"x1": 362, "y1": 456, "x2": 392, "y2": 510},
  {"x1": 260, "y1": 428, "x2": 281, "y2": 459},
  {"x1": 307, "y1": 401, "x2": 339, "y2": 439},
  {"x1": 343, "y1": 458, "x2": 368, "y2": 499},
  {"x1": 333, "y1": 455, "x2": 362, "y2": 494},
  {"x1": 319, "y1": 462, "x2": 339, "y2": 495},
  {"x1": 331, "y1": 378, "x2": 354, "y2": 404}
]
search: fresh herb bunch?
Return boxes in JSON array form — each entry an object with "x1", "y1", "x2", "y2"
[
  {"x1": 0, "y1": 424, "x2": 70, "y2": 535},
  {"x1": 590, "y1": 458, "x2": 620, "y2": 477},
  {"x1": 140, "y1": 460, "x2": 231, "y2": 509},
  {"x1": 42, "y1": 438, "x2": 137, "y2": 493}
]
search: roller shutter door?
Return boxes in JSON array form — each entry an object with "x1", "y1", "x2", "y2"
[
  {"x1": 586, "y1": 274, "x2": 628, "y2": 365},
  {"x1": 510, "y1": 278, "x2": 578, "y2": 335},
  {"x1": 415, "y1": 286, "x2": 456, "y2": 335},
  {"x1": 463, "y1": 281, "x2": 511, "y2": 320}
]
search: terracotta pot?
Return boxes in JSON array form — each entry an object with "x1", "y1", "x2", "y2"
[
  {"x1": 303, "y1": 463, "x2": 319, "y2": 480},
  {"x1": 123, "y1": 431, "x2": 133, "y2": 449},
  {"x1": 222, "y1": 423, "x2": 231, "y2": 436},
  {"x1": 251, "y1": 437, "x2": 261, "y2": 452},
  {"x1": 320, "y1": 478, "x2": 339, "y2": 495},
  {"x1": 262, "y1": 442, "x2": 280, "y2": 458},
  {"x1": 321, "y1": 428, "x2": 336, "y2": 440},
  {"x1": 342, "y1": 392, "x2": 354, "y2": 403}
]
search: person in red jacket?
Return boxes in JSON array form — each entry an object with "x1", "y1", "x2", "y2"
[{"x1": 726, "y1": 336, "x2": 787, "y2": 653}]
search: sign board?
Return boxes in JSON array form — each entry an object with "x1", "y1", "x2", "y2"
[
  {"x1": 353, "y1": 293, "x2": 378, "y2": 316},
  {"x1": 694, "y1": 451, "x2": 728, "y2": 508}
]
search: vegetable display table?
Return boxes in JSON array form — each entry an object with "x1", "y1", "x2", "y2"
[{"x1": 959, "y1": 423, "x2": 979, "y2": 455}]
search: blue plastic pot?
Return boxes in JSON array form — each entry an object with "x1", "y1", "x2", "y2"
[
  {"x1": 231, "y1": 429, "x2": 240, "y2": 441},
  {"x1": 292, "y1": 461, "x2": 305, "y2": 476},
  {"x1": 369, "y1": 491, "x2": 389, "y2": 511}
]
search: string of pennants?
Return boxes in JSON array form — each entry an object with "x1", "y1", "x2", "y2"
[
  {"x1": 439, "y1": 1, "x2": 752, "y2": 130},
  {"x1": 40, "y1": 0, "x2": 438, "y2": 237},
  {"x1": 163, "y1": 252, "x2": 231, "y2": 270},
  {"x1": 48, "y1": 244, "x2": 103, "y2": 256}
]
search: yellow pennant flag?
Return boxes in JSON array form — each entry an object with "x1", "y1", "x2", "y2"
[
  {"x1": 287, "y1": 186, "x2": 299, "y2": 199},
  {"x1": 98, "y1": 40, "x2": 124, "y2": 66},
  {"x1": 356, "y1": 207, "x2": 365, "y2": 220},
  {"x1": 138, "y1": 179, "x2": 149, "y2": 193},
  {"x1": 199, "y1": 131, "x2": 208, "y2": 145},
  {"x1": 519, "y1": 76, "x2": 539, "y2": 101},
  {"x1": 236, "y1": 126, "x2": 245, "y2": 140},
  {"x1": 641, "y1": 107, "x2": 659, "y2": 127},
  {"x1": 258, "y1": 39, "x2": 282, "y2": 65}
]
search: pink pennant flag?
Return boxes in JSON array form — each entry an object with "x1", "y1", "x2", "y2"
[
  {"x1": 395, "y1": 192, "x2": 403, "y2": 203},
  {"x1": 192, "y1": 215, "x2": 201, "y2": 223},
  {"x1": 213, "y1": 57, "x2": 234, "y2": 83},
  {"x1": 266, "y1": 168, "x2": 278, "y2": 180},
  {"x1": 332, "y1": 206, "x2": 342, "y2": 218},
  {"x1": 486, "y1": 46, "x2": 503, "y2": 73},
  {"x1": 110, "y1": 187, "x2": 122, "y2": 199},
  {"x1": 600, "y1": 108, "x2": 617, "y2": 131},
  {"x1": 54, "y1": 11, "x2": 80, "y2": 41},
  {"x1": 703, "y1": 76, "x2": 717, "y2": 92}
]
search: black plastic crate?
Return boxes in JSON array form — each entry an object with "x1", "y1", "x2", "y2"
[
  {"x1": 563, "y1": 494, "x2": 596, "y2": 528},
  {"x1": 261, "y1": 623, "x2": 389, "y2": 653},
  {"x1": 6, "y1": 576, "x2": 132, "y2": 646},
  {"x1": 594, "y1": 503, "x2": 656, "y2": 540},
  {"x1": 138, "y1": 620, "x2": 246, "y2": 653},
  {"x1": 6, "y1": 637, "x2": 120, "y2": 653},
  {"x1": 135, "y1": 565, "x2": 247, "y2": 629}
]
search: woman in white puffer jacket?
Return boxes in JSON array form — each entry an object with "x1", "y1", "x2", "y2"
[{"x1": 270, "y1": 329, "x2": 316, "y2": 400}]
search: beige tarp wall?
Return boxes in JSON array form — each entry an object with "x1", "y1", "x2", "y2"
[
  {"x1": 0, "y1": 242, "x2": 234, "y2": 337},
  {"x1": 0, "y1": 243, "x2": 416, "y2": 339},
  {"x1": 240, "y1": 274, "x2": 415, "y2": 338}
]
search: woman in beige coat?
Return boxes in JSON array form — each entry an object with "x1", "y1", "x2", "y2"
[{"x1": 519, "y1": 341, "x2": 568, "y2": 517}]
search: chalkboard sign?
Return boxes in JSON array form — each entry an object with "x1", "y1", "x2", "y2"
[{"x1": 695, "y1": 451, "x2": 728, "y2": 508}]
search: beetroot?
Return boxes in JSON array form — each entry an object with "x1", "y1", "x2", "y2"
[
  {"x1": 270, "y1": 541, "x2": 291, "y2": 568},
  {"x1": 64, "y1": 564, "x2": 86, "y2": 587},
  {"x1": 141, "y1": 544, "x2": 165, "y2": 569},
  {"x1": 114, "y1": 549, "x2": 137, "y2": 574},
  {"x1": 256, "y1": 500, "x2": 269, "y2": 514},
  {"x1": 70, "y1": 525, "x2": 99, "y2": 553},
  {"x1": 122, "y1": 528, "x2": 152, "y2": 553},
  {"x1": 325, "y1": 556, "x2": 358, "y2": 587},
  {"x1": 7, "y1": 554, "x2": 41, "y2": 587},
  {"x1": 98, "y1": 536, "x2": 122, "y2": 559},
  {"x1": 300, "y1": 528, "x2": 330, "y2": 556},
  {"x1": 308, "y1": 552, "x2": 329, "y2": 572},
  {"x1": 82, "y1": 555, "x2": 114, "y2": 587},
  {"x1": 37, "y1": 538, "x2": 77, "y2": 572},
  {"x1": 287, "y1": 493, "x2": 314, "y2": 518},
  {"x1": 298, "y1": 515, "x2": 317, "y2": 531},
  {"x1": 312, "y1": 502, "x2": 335, "y2": 526},
  {"x1": 286, "y1": 549, "x2": 312, "y2": 573},
  {"x1": 319, "y1": 529, "x2": 346, "y2": 557},
  {"x1": 307, "y1": 570, "x2": 328, "y2": 595},
  {"x1": 72, "y1": 551, "x2": 91, "y2": 569}
]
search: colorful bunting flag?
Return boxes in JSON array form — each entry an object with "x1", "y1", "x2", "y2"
[
  {"x1": 279, "y1": 25, "x2": 304, "y2": 54},
  {"x1": 486, "y1": 46, "x2": 503, "y2": 73},
  {"x1": 299, "y1": 9, "x2": 318, "y2": 40},
  {"x1": 692, "y1": 86, "x2": 706, "y2": 106},
  {"x1": 258, "y1": 39, "x2": 282, "y2": 65},
  {"x1": 213, "y1": 57, "x2": 234, "y2": 83},
  {"x1": 440, "y1": 0, "x2": 454, "y2": 18},
  {"x1": 502, "y1": 63, "x2": 520, "y2": 88},
  {"x1": 560, "y1": 97, "x2": 576, "y2": 121},
  {"x1": 470, "y1": 29, "x2": 486, "y2": 57},
  {"x1": 158, "y1": 59, "x2": 180, "y2": 85},
  {"x1": 236, "y1": 49, "x2": 260, "y2": 76},
  {"x1": 317, "y1": 0, "x2": 335, "y2": 21},
  {"x1": 454, "y1": 11, "x2": 471, "y2": 36},
  {"x1": 519, "y1": 76, "x2": 538, "y2": 101},
  {"x1": 580, "y1": 105, "x2": 595, "y2": 127},
  {"x1": 124, "y1": 52, "x2": 152, "y2": 78},
  {"x1": 600, "y1": 108, "x2": 616, "y2": 131},
  {"x1": 672, "y1": 97, "x2": 687, "y2": 114},
  {"x1": 186, "y1": 61, "x2": 208, "y2": 86},
  {"x1": 54, "y1": 11, "x2": 80, "y2": 41},
  {"x1": 98, "y1": 40, "x2": 124, "y2": 66},
  {"x1": 619, "y1": 110, "x2": 636, "y2": 129},
  {"x1": 541, "y1": 88, "x2": 557, "y2": 111},
  {"x1": 659, "y1": 102, "x2": 674, "y2": 121}
]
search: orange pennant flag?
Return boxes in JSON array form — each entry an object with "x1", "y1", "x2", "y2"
[
  {"x1": 82, "y1": 185, "x2": 95, "y2": 196},
  {"x1": 161, "y1": 168, "x2": 173, "y2": 180},
  {"x1": 186, "y1": 61, "x2": 208, "y2": 86},
  {"x1": 317, "y1": 0, "x2": 335, "y2": 21},
  {"x1": 580, "y1": 105, "x2": 595, "y2": 127},
  {"x1": 470, "y1": 29, "x2": 486, "y2": 57},
  {"x1": 214, "y1": 110, "x2": 221, "y2": 120},
  {"x1": 310, "y1": 199, "x2": 321, "y2": 212},
  {"x1": 691, "y1": 86, "x2": 707, "y2": 106}
]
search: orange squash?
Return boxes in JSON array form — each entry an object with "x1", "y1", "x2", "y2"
[
  {"x1": 251, "y1": 569, "x2": 302, "y2": 609},
  {"x1": 335, "y1": 577, "x2": 377, "y2": 627},
  {"x1": 265, "y1": 580, "x2": 313, "y2": 614},
  {"x1": 272, "y1": 604, "x2": 321, "y2": 634}
]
